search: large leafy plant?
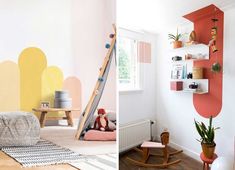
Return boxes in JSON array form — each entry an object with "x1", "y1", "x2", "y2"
[
  {"x1": 168, "y1": 28, "x2": 183, "y2": 41},
  {"x1": 194, "y1": 116, "x2": 220, "y2": 144}
]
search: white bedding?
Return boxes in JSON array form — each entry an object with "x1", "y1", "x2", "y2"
[{"x1": 40, "y1": 125, "x2": 116, "y2": 155}]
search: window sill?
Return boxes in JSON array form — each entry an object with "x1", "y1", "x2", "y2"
[{"x1": 119, "y1": 89, "x2": 143, "y2": 95}]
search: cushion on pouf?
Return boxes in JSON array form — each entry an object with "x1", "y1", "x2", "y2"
[{"x1": 0, "y1": 112, "x2": 40, "y2": 147}]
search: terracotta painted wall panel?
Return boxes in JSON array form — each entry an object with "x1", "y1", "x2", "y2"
[{"x1": 184, "y1": 5, "x2": 223, "y2": 118}]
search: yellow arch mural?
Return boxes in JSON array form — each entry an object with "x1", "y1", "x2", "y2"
[
  {"x1": 0, "y1": 61, "x2": 20, "y2": 111},
  {"x1": 18, "y1": 47, "x2": 47, "y2": 112},
  {"x1": 42, "y1": 66, "x2": 64, "y2": 117}
]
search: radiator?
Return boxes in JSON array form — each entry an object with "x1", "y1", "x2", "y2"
[{"x1": 119, "y1": 119, "x2": 151, "y2": 153}]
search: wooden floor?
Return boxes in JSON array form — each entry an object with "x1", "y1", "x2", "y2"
[
  {"x1": 119, "y1": 147, "x2": 203, "y2": 170},
  {"x1": 0, "y1": 151, "x2": 78, "y2": 170}
]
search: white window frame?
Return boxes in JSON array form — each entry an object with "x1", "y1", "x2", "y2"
[{"x1": 118, "y1": 28, "x2": 145, "y2": 93}]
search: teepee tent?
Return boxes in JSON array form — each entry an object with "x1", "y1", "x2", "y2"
[{"x1": 75, "y1": 25, "x2": 116, "y2": 139}]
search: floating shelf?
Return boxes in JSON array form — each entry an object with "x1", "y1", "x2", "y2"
[
  {"x1": 182, "y1": 89, "x2": 208, "y2": 94},
  {"x1": 170, "y1": 77, "x2": 209, "y2": 94},
  {"x1": 170, "y1": 43, "x2": 209, "y2": 61}
]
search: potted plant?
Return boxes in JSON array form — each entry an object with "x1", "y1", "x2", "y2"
[
  {"x1": 168, "y1": 28, "x2": 183, "y2": 49},
  {"x1": 211, "y1": 62, "x2": 221, "y2": 73},
  {"x1": 194, "y1": 116, "x2": 220, "y2": 159}
]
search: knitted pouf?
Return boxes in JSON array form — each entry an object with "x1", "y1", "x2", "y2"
[{"x1": 0, "y1": 112, "x2": 40, "y2": 147}]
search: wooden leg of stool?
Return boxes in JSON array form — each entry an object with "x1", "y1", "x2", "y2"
[
  {"x1": 206, "y1": 163, "x2": 209, "y2": 170},
  {"x1": 65, "y1": 111, "x2": 73, "y2": 126},
  {"x1": 39, "y1": 111, "x2": 47, "y2": 128},
  {"x1": 202, "y1": 162, "x2": 205, "y2": 170}
]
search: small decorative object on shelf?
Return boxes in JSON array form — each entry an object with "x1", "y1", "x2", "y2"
[
  {"x1": 185, "y1": 30, "x2": 198, "y2": 46},
  {"x1": 171, "y1": 63, "x2": 187, "y2": 79},
  {"x1": 168, "y1": 28, "x2": 183, "y2": 49},
  {"x1": 40, "y1": 101, "x2": 50, "y2": 108},
  {"x1": 189, "y1": 82, "x2": 198, "y2": 89},
  {"x1": 172, "y1": 56, "x2": 182, "y2": 61},
  {"x1": 185, "y1": 53, "x2": 193, "y2": 60},
  {"x1": 193, "y1": 67, "x2": 203, "y2": 79},
  {"x1": 187, "y1": 72, "x2": 193, "y2": 79},
  {"x1": 211, "y1": 62, "x2": 221, "y2": 73},
  {"x1": 170, "y1": 81, "x2": 183, "y2": 91}
]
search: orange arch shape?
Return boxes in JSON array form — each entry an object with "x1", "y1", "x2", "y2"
[{"x1": 184, "y1": 4, "x2": 223, "y2": 118}]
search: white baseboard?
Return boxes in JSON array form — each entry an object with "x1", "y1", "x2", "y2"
[{"x1": 169, "y1": 141, "x2": 200, "y2": 162}]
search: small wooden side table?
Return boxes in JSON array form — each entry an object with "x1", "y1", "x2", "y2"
[
  {"x1": 200, "y1": 152, "x2": 218, "y2": 170},
  {"x1": 32, "y1": 108, "x2": 80, "y2": 128}
]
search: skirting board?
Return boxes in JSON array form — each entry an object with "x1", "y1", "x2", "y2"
[{"x1": 156, "y1": 136, "x2": 200, "y2": 162}]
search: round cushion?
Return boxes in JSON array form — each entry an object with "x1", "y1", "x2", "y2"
[
  {"x1": 200, "y1": 152, "x2": 218, "y2": 164},
  {"x1": 0, "y1": 112, "x2": 40, "y2": 147}
]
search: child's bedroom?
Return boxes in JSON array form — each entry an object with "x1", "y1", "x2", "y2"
[{"x1": 0, "y1": 0, "x2": 235, "y2": 170}]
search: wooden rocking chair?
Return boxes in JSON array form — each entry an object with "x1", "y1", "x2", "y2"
[{"x1": 126, "y1": 132, "x2": 183, "y2": 168}]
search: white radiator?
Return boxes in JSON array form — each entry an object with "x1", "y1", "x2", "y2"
[{"x1": 119, "y1": 119, "x2": 151, "y2": 153}]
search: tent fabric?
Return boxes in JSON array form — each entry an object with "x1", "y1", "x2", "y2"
[{"x1": 78, "y1": 47, "x2": 115, "y2": 139}]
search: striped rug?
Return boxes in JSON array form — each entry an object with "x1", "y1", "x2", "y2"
[
  {"x1": 1, "y1": 139, "x2": 84, "y2": 167},
  {"x1": 1, "y1": 139, "x2": 116, "y2": 169}
]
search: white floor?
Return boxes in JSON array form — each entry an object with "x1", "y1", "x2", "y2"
[{"x1": 40, "y1": 125, "x2": 116, "y2": 155}]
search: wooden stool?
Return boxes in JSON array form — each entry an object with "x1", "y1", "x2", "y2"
[
  {"x1": 32, "y1": 108, "x2": 80, "y2": 128},
  {"x1": 200, "y1": 153, "x2": 218, "y2": 170}
]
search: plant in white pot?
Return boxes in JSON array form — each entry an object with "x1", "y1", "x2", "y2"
[
  {"x1": 194, "y1": 116, "x2": 220, "y2": 159},
  {"x1": 168, "y1": 28, "x2": 183, "y2": 49}
]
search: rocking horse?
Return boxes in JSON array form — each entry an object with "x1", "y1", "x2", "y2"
[{"x1": 126, "y1": 131, "x2": 183, "y2": 168}]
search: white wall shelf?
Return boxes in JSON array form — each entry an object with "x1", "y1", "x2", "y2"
[
  {"x1": 170, "y1": 44, "x2": 209, "y2": 94},
  {"x1": 170, "y1": 43, "x2": 209, "y2": 61}
]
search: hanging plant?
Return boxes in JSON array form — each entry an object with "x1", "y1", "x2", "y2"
[{"x1": 211, "y1": 62, "x2": 221, "y2": 73}]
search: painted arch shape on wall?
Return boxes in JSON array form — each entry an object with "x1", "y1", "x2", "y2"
[
  {"x1": 18, "y1": 47, "x2": 47, "y2": 112},
  {"x1": 42, "y1": 66, "x2": 64, "y2": 117},
  {"x1": 0, "y1": 61, "x2": 20, "y2": 111},
  {"x1": 184, "y1": 4, "x2": 223, "y2": 118},
  {"x1": 63, "y1": 76, "x2": 82, "y2": 118}
]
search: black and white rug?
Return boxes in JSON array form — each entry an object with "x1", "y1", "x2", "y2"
[
  {"x1": 1, "y1": 139, "x2": 84, "y2": 167},
  {"x1": 1, "y1": 139, "x2": 117, "y2": 169}
]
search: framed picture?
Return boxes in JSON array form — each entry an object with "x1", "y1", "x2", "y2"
[
  {"x1": 171, "y1": 63, "x2": 187, "y2": 79},
  {"x1": 40, "y1": 101, "x2": 50, "y2": 108}
]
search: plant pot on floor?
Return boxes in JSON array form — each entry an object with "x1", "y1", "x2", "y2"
[
  {"x1": 201, "y1": 142, "x2": 216, "y2": 159},
  {"x1": 173, "y1": 41, "x2": 182, "y2": 49}
]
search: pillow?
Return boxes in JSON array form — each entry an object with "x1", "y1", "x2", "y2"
[
  {"x1": 84, "y1": 130, "x2": 116, "y2": 141},
  {"x1": 106, "y1": 110, "x2": 116, "y2": 122},
  {"x1": 108, "y1": 120, "x2": 116, "y2": 130}
]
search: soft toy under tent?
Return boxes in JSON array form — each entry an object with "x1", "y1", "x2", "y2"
[{"x1": 75, "y1": 25, "x2": 116, "y2": 139}]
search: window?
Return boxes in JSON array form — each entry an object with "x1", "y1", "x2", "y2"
[{"x1": 118, "y1": 36, "x2": 140, "y2": 91}]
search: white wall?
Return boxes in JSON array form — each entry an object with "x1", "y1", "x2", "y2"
[
  {"x1": 155, "y1": 7, "x2": 235, "y2": 160},
  {"x1": 119, "y1": 29, "x2": 157, "y2": 127},
  {"x1": 0, "y1": 0, "x2": 116, "y2": 111},
  {"x1": 70, "y1": 0, "x2": 116, "y2": 111}
]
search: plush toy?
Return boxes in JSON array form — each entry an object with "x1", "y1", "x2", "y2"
[{"x1": 94, "y1": 108, "x2": 109, "y2": 131}]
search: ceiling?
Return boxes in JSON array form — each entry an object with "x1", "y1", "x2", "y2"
[{"x1": 117, "y1": 0, "x2": 235, "y2": 33}]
